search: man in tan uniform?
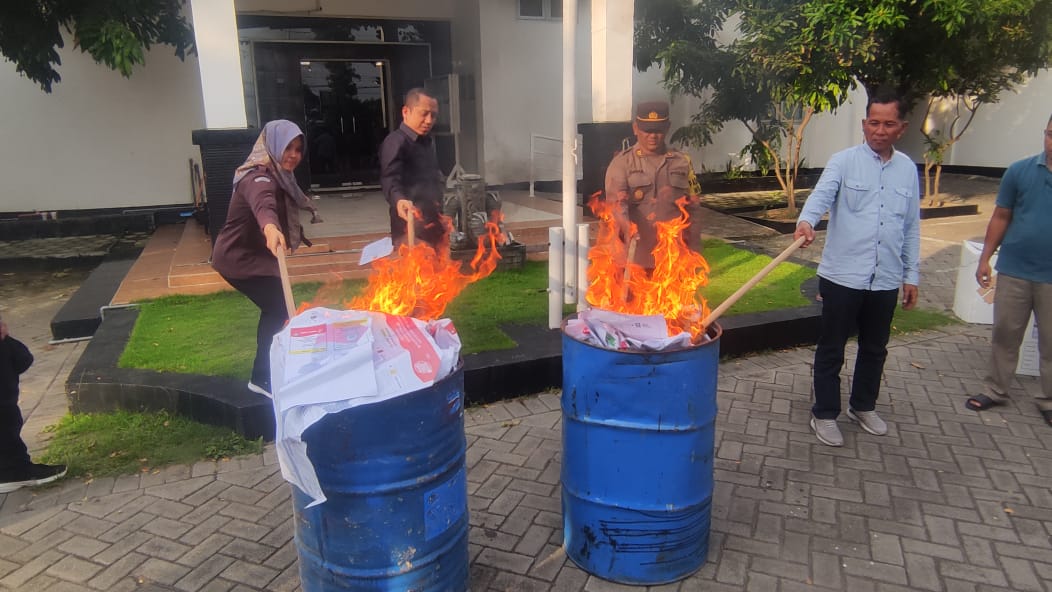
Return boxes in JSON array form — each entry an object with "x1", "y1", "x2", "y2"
[{"x1": 605, "y1": 101, "x2": 701, "y2": 270}]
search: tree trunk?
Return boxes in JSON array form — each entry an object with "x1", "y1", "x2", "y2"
[
  {"x1": 934, "y1": 164, "x2": 943, "y2": 197},
  {"x1": 923, "y1": 159, "x2": 935, "y2": 205}
]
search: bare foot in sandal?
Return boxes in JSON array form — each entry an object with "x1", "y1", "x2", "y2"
[{"x1": 965, "y1": 394, "x2": 1006, "y2": 411}]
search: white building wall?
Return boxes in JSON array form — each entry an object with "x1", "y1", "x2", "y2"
[
  {"x1": 650, "y1": 80, "x2": 871, "y2": 176},
  {"x1": 0, "y1": 40, "x2": 205, "y2": 213},
  {"x1": 943, "y1": 70, "x2": 1052, "y2": 167},
  {"x1": 452, "y1": 0, "x2": 483, "y2": 173},
  {"x1": 477, "y1": 0, "x2": 592, "y2": 184},
  {"x1": 5, "y1": 3, "x2": 1049, "y2": 216}
]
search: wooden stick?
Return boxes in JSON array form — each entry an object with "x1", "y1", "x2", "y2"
[
  {"x1": 622, "y1": 236, "x2": 638, "y2": 301},
  {"x1": 702, "y1": 235, "x2": 806, "y2": 328},
  {"x1": 276, "y1": 248, "x2": 296, "y2": 319},
  {"x1": 407, "y1": 212, "x2": 416, "y2": 247}
]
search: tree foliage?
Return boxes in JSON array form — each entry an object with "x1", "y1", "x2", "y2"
[
  {"x1": 637, "y1": 0, "x2": 1052, "y2": 205},
  {"x1": 804, "y1": 0, "x2": 1052, "y2": 107},
  {"x1": 636, "y1": 0, "x2": 853, "y2": 214},
  {"x1": 0, "y1": 0, "x2": 195, "y2": 93}
]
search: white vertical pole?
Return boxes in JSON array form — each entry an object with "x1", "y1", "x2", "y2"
[
  {"x1": 576, "y1": 223, "x2": 590, "y2": 311},
  {"x1": 189, "y1": 0, "x2": 247, "y2": 129},
  {"x1": 562, "y1": 0, "x2": 579, "y2": 305},
  {"x1": 529, "y1": 134, "x2": 536, "y2": 197},
  {"x1": 549, "y1": 227, "x2": 565, "y2": 329}
]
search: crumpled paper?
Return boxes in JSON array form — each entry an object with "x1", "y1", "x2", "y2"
[
  {"x1": 269, "y1": 307, "x2": 460, "y2": 506},
  {"x1": 565, "y1": 308, "x2": 707, "y2": 351}
]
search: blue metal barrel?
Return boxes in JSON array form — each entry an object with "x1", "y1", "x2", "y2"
[
  {"x1": 292, "y1": 365, "x2": 469, "y2": 592},
  {"x1": 561, "y1": 324, "x2": 721, "y2": 585}
]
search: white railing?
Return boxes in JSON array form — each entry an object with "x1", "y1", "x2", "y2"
[
  {"x1": 529, "y1": 133, "x2": 583, "y2": 197},
  {"x1": 529, "y1": 133, "x2": 561, "y2": 197}
]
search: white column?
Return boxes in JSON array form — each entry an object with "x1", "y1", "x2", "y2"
[
  {"x1": 562, "y1": 0, "x2": 579, "y2": 304},
  {"x1": 189, "y1": 0, "x2": 247, "y2": 129},
  {"x1": 590, "y1": 0, "x2": 634, "y2": 122}
]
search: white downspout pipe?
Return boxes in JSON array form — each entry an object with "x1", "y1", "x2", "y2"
[
  {"x1": 548, "y1": 227, "x2": 565, "y2": 329},
  {"x1": 577, "y1": 223, "x2": 590, "y2": 311},
  {"x1": 562, "y1": 0, "x2": 579, "y2": 305}
]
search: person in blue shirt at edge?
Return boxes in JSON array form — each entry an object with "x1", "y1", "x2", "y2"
[
  {"x1": 793, "y1": 88, "x2": 921, "y2": 447},
  {"x1": 965, "y1": 114, "x2": 1052, "y2": 427}
]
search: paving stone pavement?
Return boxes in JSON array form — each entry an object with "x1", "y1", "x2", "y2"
[{"x1": 2, "y1": 174, "x2": 1051, "y2": 591}]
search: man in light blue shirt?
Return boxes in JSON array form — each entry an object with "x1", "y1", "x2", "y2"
[{"x1": 794, "y1": 90, "x2": 921, "y2": 447}]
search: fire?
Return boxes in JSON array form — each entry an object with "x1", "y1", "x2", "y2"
[
  {"x1": 586, "y1": 194, "x2": 710, "y2": 340},
  {"x1": 341, "y1": 216, "x2": 506, "y2": 320}
]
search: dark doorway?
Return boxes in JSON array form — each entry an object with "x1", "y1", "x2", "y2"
[
  {"x1": 252, "y1": 40, "x2": 438, "y2": 190},
  {"x1": 301, "y1": 60, "x2": 388, "y2": 188}
]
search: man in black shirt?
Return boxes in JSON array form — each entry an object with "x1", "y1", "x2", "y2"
[{"x1": 379, "y1": 88, "x2": 448, "y2": 249}]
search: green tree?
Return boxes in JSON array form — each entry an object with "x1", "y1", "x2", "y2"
[
  {"x1": 0, "y1": 0, "x2": 195, "y2": 93},
  {"x1": 803, "y1": 0, "x2": 1052, "y2": 201},
  {"x1": 636, "y1": 0, "x2": 852, "y2": 215},
  {"x1": 639, "y1": 0, "x2": 1052, "y2": 208}
]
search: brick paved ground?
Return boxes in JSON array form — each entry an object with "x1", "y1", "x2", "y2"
[{"x1": 2, "y1": 175, "x2": 1050, "y2": 591}]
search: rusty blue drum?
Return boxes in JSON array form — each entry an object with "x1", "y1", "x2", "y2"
[
  {"x1": 561, "y1": 324, "x2": 720, "y2": 584},
  {"x1": 292, "y1": 365, "x2": 468, "y2": 591}
]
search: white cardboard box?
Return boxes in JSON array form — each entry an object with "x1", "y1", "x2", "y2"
[
  {"x1": 952, "y1": 240, "x2": 998, "y2": 324},
  {"x1": 1017, "y1": 313, "x2": 1040, "y2": 377}
]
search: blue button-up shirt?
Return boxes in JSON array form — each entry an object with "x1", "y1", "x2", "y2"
[{"x1": 798, "y1": 143, "x2": 921, "y2": 291}]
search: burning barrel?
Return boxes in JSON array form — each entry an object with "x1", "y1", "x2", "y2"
[
  {"x1": 291, "y1": 365, "x2": 469, "y2": 592},
  {"x1": 561, "y1": 322, "x2": 721, "y2": 585}
]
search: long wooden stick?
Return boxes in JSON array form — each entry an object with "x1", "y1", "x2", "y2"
[
  {"x1": 622, "y1": 236, "x2": 638, "y2": 301},
  {"x1": 406, "y1": 207, "x2": 417, "y2": 247},
  {"x1": 702, "y1": 235, "x2": 806, "y2": 328},
  {"x1": 276, "y1": 248, "x2": 296, "y2": 319}
]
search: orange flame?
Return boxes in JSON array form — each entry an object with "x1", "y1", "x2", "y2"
[
  {"x1": 342, "y1": 217, "x2": 505, "y2": 320},
  {"x1": 586, "y1": 194, "x2": 710, "y2": 340}
]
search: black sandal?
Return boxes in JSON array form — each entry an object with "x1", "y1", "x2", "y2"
[
  {"x1": 1036, "y1": 401, "x2": 1052, "y2": 427},
  {"x1": 965, "y1": 394, "x2": 1005, "y2": 411}
]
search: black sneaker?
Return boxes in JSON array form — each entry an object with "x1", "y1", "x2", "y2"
[{"x1": 0, "y1": 463, "x2": 68, "y2": 494}]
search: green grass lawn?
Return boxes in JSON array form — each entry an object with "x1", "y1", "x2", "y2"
[
  {"x1": 119, "y1": 239, "x2": 954, "y2": 379},
  {"x1": 40, "y1": 411, "x2": 263, "y2": 479},
  {"x1": 51, "y1": 239, "x2": 956, "y2": 481}
]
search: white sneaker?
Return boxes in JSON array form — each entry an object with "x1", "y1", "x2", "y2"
[
  {"x1": 810, "y1": 416, "x2": 844, "y2": 447},
  {"x1": 247, "y1": 382, "x2": 272, "y2": 398},
  {"x1": 847, "y1": 408, "x2": 887, "y2": 436}
]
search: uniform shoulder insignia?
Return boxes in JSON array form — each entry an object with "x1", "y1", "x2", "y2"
[{"x1": 255, "y1": 176, "x2": 272, "y2": 183}]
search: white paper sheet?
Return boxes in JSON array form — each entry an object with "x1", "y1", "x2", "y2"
[
  {"x1": 269, "y1": 307, "x2": 460, "y2": 506},
  {"x1": 568, "y1": 309, "x2": 696, "y2": 351},
  {"x1": 359, "y1": 236, "x2": 394, "y2": 266}
]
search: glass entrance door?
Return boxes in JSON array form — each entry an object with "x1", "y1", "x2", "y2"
[{"x1": 300, "y1": 60, "x2": 388, "y2": 188}]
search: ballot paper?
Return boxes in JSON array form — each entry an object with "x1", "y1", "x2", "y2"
[
  {"x1": 269, "y1": 307, "x2": 461, "y2": 506},
  {"x1": 565, "y1": 308, "x2": 698, "y2": 351},
  {"x1": 359, "y1": 236, "x2": 394, "y2": 265}
]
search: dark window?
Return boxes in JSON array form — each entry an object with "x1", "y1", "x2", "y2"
[
  {"x1": 550, "y1": 0, "x2": 563, "y2": 19},
  {"x1": 519, "y1": 0, "x2": 544, "y2": 18}
]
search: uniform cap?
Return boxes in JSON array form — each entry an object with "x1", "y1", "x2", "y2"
[{"x1": 635, "y1": 101, "x2": 671, "y2": 133}]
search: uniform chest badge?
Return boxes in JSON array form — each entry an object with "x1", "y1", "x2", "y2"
[{"x1": 634, "y1": 189, "x2": 644, "y2": 199}]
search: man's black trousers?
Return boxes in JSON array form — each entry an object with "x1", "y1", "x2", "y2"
[{"x1": 812, "y1": 277, "x2": 899, "y2": 420}]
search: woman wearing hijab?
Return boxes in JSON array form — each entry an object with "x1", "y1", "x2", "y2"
[{"x1": 212, "y1": 120, "x2": 322, "y2": 397}]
